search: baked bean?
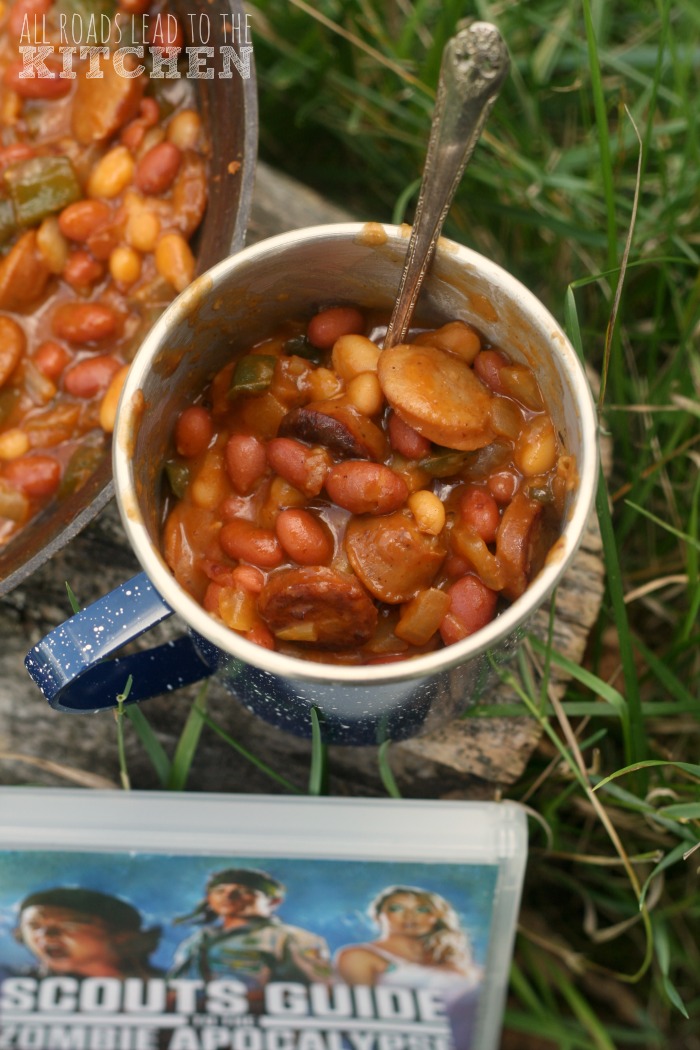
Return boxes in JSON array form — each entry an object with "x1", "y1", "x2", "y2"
[
  {"x1": 388, "y1": 412, "x2": 432, "y2": 460},
  {"x1": 175, "y1": 406, "x2": 214, "y2": 458},
  {"x1": 63, "y1": 355, "x2": 121, "y2": 398},
  {"x1": 109, "y1": 246, "x2": 142, "y2": 286},
  {"x1": 52, "y1": 302, "x2": 120, "y2": 344},
  {"x1": 167, "y1": 110, "x2": 202, "y2": 150},
  {"x1": 307, "y1": 306, "x2": 365, "y2": 350},
  {"x1": 139, "y1": 97, "x2": 160, "y2": 127},
  {"x1": 87, "y1": 146, "x2": 135, "y2": 199},
  {"x1": 0, "y1": 315, "x2": 26, "y2": 387},
  {"x1": 125, "y1": 209, "x2": 160, "y2": 253},
  {"x1": 458, "y1": 487, "x2": 500, "y2": 544},
  {"x1": 408, "y1": 489, "x2": 445, "y2": 535},
  {"x1": 225, "y1": 433, "x2": 267, "y2": 494},
  {"x1": 155, "y1": 233, "x2": 195, "y2": 292},
  {"x1": 439, "y1": 575, "x2": 498, "y2": 645},
  {"x1": 4, "y1": 61, "x2": 71, "y2": 99},
  {"x1": 36, "y1": 218, "x2": 69, "y2": 275},
  {"x1": 414, "y1": 320, "x2": 481, "y2": 363},
  {"x1": 63, "y1": 251, "x2": 105, "y2": 291},
  {"x1": 59, "y1": 200, "x2": 113, "y2": 242},
  {"x1": 275, "y1": 508, "x2": 333, "y2": 565},
  {"x1": 4, "y1": 454, "x2": 61, "y2": 497},
  {"x1": 515, "y1": 414, "x2": 558, "y2": 476},
  {"x1": 325, "y1": 461, "x2": 408, "y2": 516},
  {"x1": 346, "y1": 372, "x2": 383, "y2": 416},
  {"x1": 134, "y1": 142, "x2": 182, "y2": 195},
  {"x1": 331, "y1": 333, "x2": 381, "y2": 380},
  {"x1": 220, "y1": 519, "x2": 284, "y2": 569},
  {"x1": 99, "y1": 365, "x2": 130, "y2": 433},
  {"x1": 0, "y1": 428, "x2": 29, "y2": 460},
  {"x1": 33, "y1": 341, "x2": 71, "y2": 381},
  {"x1": 266, "y1": 437, "x2": 331, "y2": 497}
]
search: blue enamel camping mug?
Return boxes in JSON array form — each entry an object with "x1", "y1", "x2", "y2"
[{"x1": 24, "y1": 224, "x2": 598, "y2": 745}]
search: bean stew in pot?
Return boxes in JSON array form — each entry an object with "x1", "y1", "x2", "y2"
[
  {"x1": 0, "y1": 0, "x2": 209, "y2": 548},
  {"x1": 162, "y1": 305, "x2": 579, "y2": 666}
]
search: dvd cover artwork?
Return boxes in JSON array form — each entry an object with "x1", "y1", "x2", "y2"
[{"x1": 0, "y1": 849, "x2": 499, "y2": 1050}]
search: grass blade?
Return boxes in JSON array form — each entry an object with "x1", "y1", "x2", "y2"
[
  {"x1": 308, "y1": 708, "x2": 327, "y2": 796},
  {"x1": 166, "y1": 683, "x2": 209, "y2": 792},
  {"x1": 378, "y1": 740, "x2": 401, "y2": 798},
  {"x1": 200, "y1": 712, "x2": 302, "y2": 794},
  {"x1": 125, "y1": 705, "x2": 172, "y2": 787}
]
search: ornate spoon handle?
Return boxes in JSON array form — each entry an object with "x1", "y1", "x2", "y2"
[{"x1": 384, "y1": 22, "x2": 510, "y2": 348}]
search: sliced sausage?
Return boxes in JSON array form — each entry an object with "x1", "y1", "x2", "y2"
[
  {"x1": 278, "y1": 397, "x2": 388, "y2": 461},
  {"x1": 378, "y1": 343, "x2": 496, "y2": 451},
  {"x1": 495, "y1": 491, "x2": 543, "y2": 599},
  {"x1": 71, "y1": 53, "x2": 144, "y2": 145},
  {"x1": 258, "y1": 566, "x2": 378, "y2": 648},
  {"x1": 0, "y1": 231, "x2": 50, "y2": 312},
  {"x1": 345, "y1": 510, "x2": 446, "y2": 604}
]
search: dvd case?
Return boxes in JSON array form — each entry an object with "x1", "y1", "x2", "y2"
[{"x1": 0, "y1": 790, "x2": 527, "y2": 1050}]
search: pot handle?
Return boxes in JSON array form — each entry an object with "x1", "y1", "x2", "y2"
[{"x1": 24, "y1": 571, "x2": 213, "y2": 713}]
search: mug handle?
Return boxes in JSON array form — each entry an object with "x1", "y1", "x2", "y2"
[{"x1": 24, "y1": 571, "x2": 213, "y2": 713}]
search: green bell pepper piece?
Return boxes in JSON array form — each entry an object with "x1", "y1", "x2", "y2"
[
  {"x1": 164, "y1": 459, "x2": 191, "y2": 499},
  {"x1": 229, "y1": 354, "x2": 277, "y2": 396},
  {"x1": 4, "y1": 156, "x2": 82, "y2": 228},
  {"x1": 0, "y1": 197, "x2": 16, "y2": 245}
]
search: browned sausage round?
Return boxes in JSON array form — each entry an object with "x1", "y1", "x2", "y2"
[
  {"x1": 344, "y1": 510, "x2": 446, "y2": 604},
  {"x1": 378, "y1": 343, "x2": 495, "y2": 451},
  {"x1": 278, "y1": 397, "x2": 388, "y2": 461},
  {"x1": 258, "y1": 566, "x2": 378, "y2": 648}
]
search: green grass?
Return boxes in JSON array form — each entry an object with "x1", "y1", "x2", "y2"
[
  {"x1": 49, "y1": 1, "x2": 700, "y2": 1046},
  {"x1": 246, "y1": 1, "x2": 700, "y2": 1045}
]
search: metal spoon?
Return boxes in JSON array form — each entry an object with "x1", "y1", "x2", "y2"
[{"x1": 384, "y1": 22, "x2": 510, "y2": 349}]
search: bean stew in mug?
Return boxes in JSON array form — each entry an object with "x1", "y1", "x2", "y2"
[{"x1": 162, "y1": 305, "x2": 578, "y2": 666}]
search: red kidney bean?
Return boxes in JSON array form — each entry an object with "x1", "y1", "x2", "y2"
[
  {"x1": 307, "y1": 306, "x2": 365, "y2": 350},
  {"x1": 33, "y1": 340, "x2": 71, "y2": 380},
  {"x1": 439, "y1": 575, "x2": 498, "y2": 645},
  {"x1": 245, "y1": 623, "x2": 276, "y2": 650},
  {"x1": 4, "y1": 455, "x2": 61, "y2": 497},
  {"x1": 388, "y1": 411, "x2": 432, "y2": 460},
  {"x1": 134, "y1": 142, "x2": 182, "y2": 196},
  {"x1": 203, "y1": 581, "x2": 225, "y2": 614},
  {"x1": 175, "y1": 406, "x2": 213, "y2": 458},
  {"x1": 63, "y1": 251, "x2": 106, "y2": 291},
  {"x1": 63, "y1": 355, "x2": 121, "y2": 398},
  {"x1": 139, "y1": 97, "x2": 160, "y2": 126},
  {"x1": 325, "y1": 461, "x2": 408, "y2": 516},
  {"x1": 488, "y1": 471, "x2": 519, "y2": 503},
  {"x1": 8, "y1": 0, "x2": 53, "y2": 39},
  {"x1": 59, "y1": 201, "x2": 113, "y2": 243},
  {"x1": 473, "y1": 349, "x2": 508, "y2": 393},
  {"x1": 225, "y1": 433, "x2": 267, "y2": 494},
  {"x1": 266, "y1": 437, "x2": 331, "y2": 497},
  {"x1": 458, "y1": 486, "x2": 501, "y2": 544},
  {"x1": 0, "y1": 144, "x2": 35, "y2": 169},
  {"x1": 275, "y1": 508, "x2": 333, "y2": 565},
  {"x1": 231, "y1": 564, "x2": 265, "y2": 594},
  {"x1": 3, "y1": 61, "x2": 71, "y2": 99},
  {"x1": 52, "y1": 302, "x2": 120, "y2": 344},
  {"x1": 219, "y1": 519, "x2": 284, "y2": 568}
]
